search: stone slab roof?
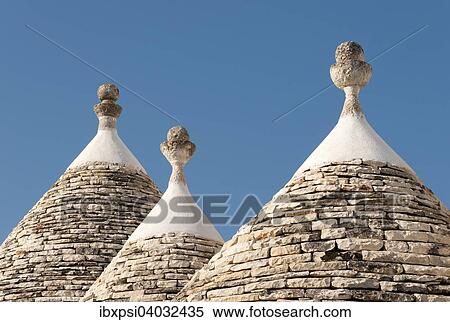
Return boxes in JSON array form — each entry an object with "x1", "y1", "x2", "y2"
[
  {"x1": 176, "y1": 160, "x2": 450, "y2": 301},
  {"x1": 0, "y1": 84, "x2": 161, "y2": 301},
  {"x1": 0, "y1": 163, "x2": 160, "y2": 301}
]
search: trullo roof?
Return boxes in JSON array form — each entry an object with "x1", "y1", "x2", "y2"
[
  {"x1": 175, "y1": 42, "x2": 450, "y2": 302},
  {"x1": 82, "y1": 126, "x2": 223, "y2": 301},
  {"x1": 0, "y1": 84, "x2": 161, "y2": 301}
]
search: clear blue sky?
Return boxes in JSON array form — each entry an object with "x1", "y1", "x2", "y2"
[{"x1": 0, "y1": 1, "x2": 449, "y2": 242}]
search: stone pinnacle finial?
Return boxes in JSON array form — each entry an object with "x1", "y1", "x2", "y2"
[
  {"x1": 97, "y1": 83, "x2": 120, "y2": 102},
  {"x1": 160, "y1": 126, "x2": 196, "y2": 184},
  {"x1": 330, "y1": 41, "x2": 372, "y2": 117},
  {"x1": 93, "y1": 84, "x2": 123, "y2": 123},
  {"x1": 335, "y1": 41, "x2": 365, "y2": 63}
]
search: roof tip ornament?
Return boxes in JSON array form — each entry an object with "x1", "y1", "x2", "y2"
[
  {"x1": 330, "y1": 41, "x2": 372, "y2": 118},
  {"x1": 94, "y1": 83, "x2": 122, "y2": 129},
  {"x1": 160, "y1": 126, "x2": 196, "y2": 184}
]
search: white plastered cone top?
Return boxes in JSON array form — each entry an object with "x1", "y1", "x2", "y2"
[
  {"x1": 130, "y1": 126, "x2": 224, "y2": 243},
  {"x1": 68, "y1": 83, "x2": 146, "y2": 173},
  {"x1": 294, "y1": 41, "x2": 413, "y2": 178}
]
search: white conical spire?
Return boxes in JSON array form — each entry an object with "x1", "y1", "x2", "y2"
[
  {"x1": 130, "y1": 126, "x2": 223, "y2": 243},
  {"x1": 294, "y1": 41, "x2": 412, "y2": 177},
  {"x1": 68, "y1": 83, "x2": 146, "y2": 173}
]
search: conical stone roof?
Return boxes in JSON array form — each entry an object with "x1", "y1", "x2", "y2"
[
  {"x1": 82, "y1": 126, "x2": 223, "y2": 301},
  {"x1": 176, "y1": 42, "x2": 450, "y2": 302},
  {"x1": 0, "y1": 84, "x2": 161, "y2": 301}
]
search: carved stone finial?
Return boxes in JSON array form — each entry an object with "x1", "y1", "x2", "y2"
[
  {"x1": 93, "y1": 84, "x2": 122, "y2": 128},
  {"x1": 167, "y1": 126, "x2": 190, "y2": 142},
  {"x1": 335, "y1": 41, "x2": 365, "y2": 63},
  {"x1": 161, "y1": 126, "x2": 196, "y2": 184},
  {"x1": 97, "y1": 83, "x2": 120, "y2": 102},
  {"x1": 330, "y1": 41, "x2": 372, "y2": 117}
]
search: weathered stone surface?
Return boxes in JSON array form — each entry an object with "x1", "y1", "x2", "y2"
[
  {"x1": 312, "y1": 219, "x2": 338, "y2": 230},
  {"x1": 175, "y1": 161, "x2": 450, "y2": 302},
  {"x1": 321, "y1": 228, "x2": 346, "y2": 240},
  {"x1": 207, "y1": 286, "x2": 244, "y2": 298},
  {"x1": 403, "y1": 265, "x2": 450, "y2": 277},
  {"x1": 337, "y1": 238, "x2": 383, "y2": 251},
  {"x1": 259, "y1": 289, "x2": 305, "y2": 301},
  {"x1": 332, "y1": 277, "x2": 379, "y2": 289},
  {"x1": 269, "y1": 253, "x2": 311, "y2": 266},
  {"x1": 305, "y1": 289, "x2": 352, "y2": 300},
  {"x1": 270, "y1": 244, "x2": 301, "y2": 257},
  {"x1": 380, "y1": 281, "x2": 427, "y2": 293},
  {"x1": 348, "y1": 261, "x2": 403, "y2": 275},
  {"x1": 362, "y1": 251, "x2": 431, "y2": 265},
  {"x1": 287, "y1": 277, "x2": 331, "y2": 288},
  {"x1": 384, "y1": 241, "x2": 409, "y2": 252},
  {"x1": 302, "y1": 241, "x2": 335, "y2": 252},
  {"x1": 414, "y1": 294, "x2": 450, "y2": 302},
  {"x1": 244, "y1": 279, "x2": 286, "y2": 292},
  {"x1": 385, "y1": 231, "x2": 449, "y2": 244},
  {"x1": 290, "y1": 261, "x2": 346, "y2": 272},
  {"x1": 0, "y1": 163, "x2": 160, "y2": 302}
]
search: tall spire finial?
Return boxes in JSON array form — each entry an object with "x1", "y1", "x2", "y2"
[
  {"x1": 160, "y1": 126, "x2": 196, "y2": 184},
  {"x1": 330, "y1": 41, "x2": 372, "y2": 117},
  {"x1": 93, "y1": 84, "x2": 122, "y2": 129}
]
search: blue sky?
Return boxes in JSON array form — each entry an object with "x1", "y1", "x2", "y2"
[{"x1": 0, "y1": 1, "x2": 449, "y2": 242}]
